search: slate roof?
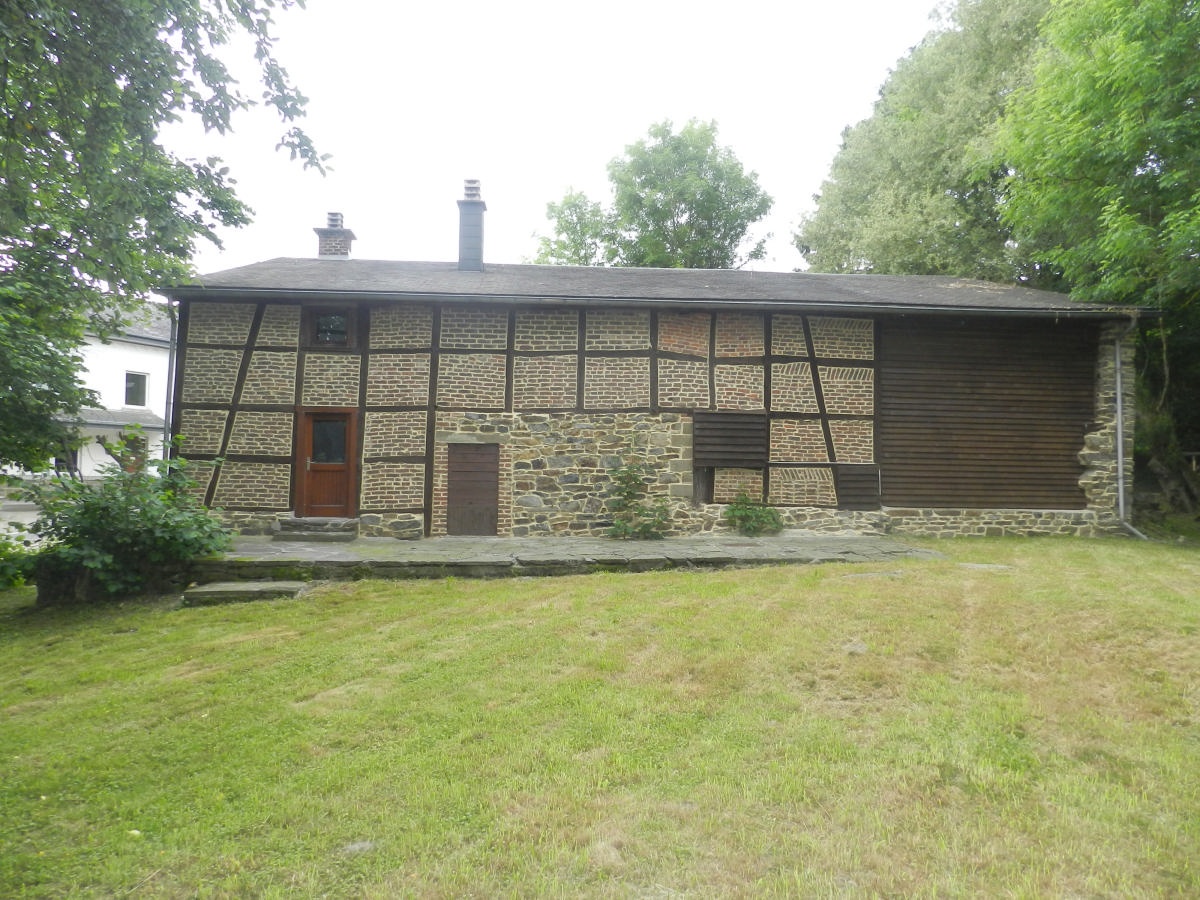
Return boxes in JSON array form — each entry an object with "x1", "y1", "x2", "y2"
[
  {"x1": 87, "y1": 302, "x2": 174, "y2": 343},
  {"x1": 164, "y1": 259, "x2": 1146, "y2": 320},
  {"x1": 70, "y1": 408, "x2": 166, "y2": 429},
  {"x1": 122, "y1": 302, "x2": 174, "y2": 342}
]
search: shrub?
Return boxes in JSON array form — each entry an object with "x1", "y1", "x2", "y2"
[
  {"x1": 0, "y1": 529, "x2": 33, "y2": 589},
  {"x1": 723, "y1": 492, "x2": 784, "y2": 536},
  {"x1": 23, "y1": 433, "x2": 230, "y2": 604},
  {"x1": 606, "y1": 461, "x2": 671, "y2": 540}
]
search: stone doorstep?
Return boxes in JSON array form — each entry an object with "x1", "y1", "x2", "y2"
[
  {"x1": 273, "y1": 531, "x2": 359, "y2": 543},
  {"x1": 272, "y1": 516, "x2": 359, "y2": 543},
  {"x1": 183, "y1": 580, "x2": 310, "y2": 606}
]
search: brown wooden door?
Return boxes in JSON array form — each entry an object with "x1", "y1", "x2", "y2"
[
  {"x1": 447, "y1": 443, "x2": 499, "y2": 535},
  {"x1": 297, "y1": 411, "x2": 356, "y2": 517}
]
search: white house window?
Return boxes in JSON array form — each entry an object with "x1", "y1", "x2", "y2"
[{"x1": 125, "y1": 371, "x2": 148, "y2": 407}]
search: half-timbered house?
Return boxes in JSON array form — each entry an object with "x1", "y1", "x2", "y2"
[{"x1": 162, "y1": 183, "x2": 1147, "y2": 538}]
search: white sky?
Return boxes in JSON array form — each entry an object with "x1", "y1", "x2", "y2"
[{"x1": 169, "y1": 0, "x2": 947, "y2": 276}]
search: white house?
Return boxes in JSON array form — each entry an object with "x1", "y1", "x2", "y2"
[{"x1": 67, "y1": 304, "x2": 174, "y2": 478}]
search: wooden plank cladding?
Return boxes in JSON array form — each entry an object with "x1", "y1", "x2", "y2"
[
  {"x1": 693, "y1": 411, "x2": 769, "y2": 468},
  {"x1": 833, "y1": 464, "x2": 881, "y2": 510},
  {"x1": 877, "y1": 317, "x2": 1098, "y2": 509}
]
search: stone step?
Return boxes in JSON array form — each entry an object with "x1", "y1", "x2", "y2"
[
  {"x1": 272, "y1": 516, "x2": 359, "y2": 542},
  {"x1": 183, "y1": 580, "x2": 310, "y2": 606}
]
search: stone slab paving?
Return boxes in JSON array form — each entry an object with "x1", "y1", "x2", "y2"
[{"x1": 195, "y1": 531, "x2": 940, "y2": 585}]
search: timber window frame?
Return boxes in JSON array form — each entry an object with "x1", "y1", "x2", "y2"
[{"x1": 303, "y1": 307, "x2": 357, "y2": 349}]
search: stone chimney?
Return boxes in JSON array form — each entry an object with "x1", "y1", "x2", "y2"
[
  {"x1": 457, "y1": 180, "x2": 486, "y2": 271},
  {"x1": 314, "y1": 212, "x2": 356, "y2": 258}
]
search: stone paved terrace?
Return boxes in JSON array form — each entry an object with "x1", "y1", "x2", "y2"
[{"x1": 193, "y1": 531, "x2": 941, "y2": 584}]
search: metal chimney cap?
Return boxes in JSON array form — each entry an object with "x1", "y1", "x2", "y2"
[
  {"x1": 326, "y1": 212, "x2": 345, "y2": 228},
  {"x1": 463, "y1": 180, "x2": 482, "y2": 201}
]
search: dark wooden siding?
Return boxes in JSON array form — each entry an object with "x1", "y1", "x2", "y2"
[
  {"x1": 877, "y1": 318, "x2": 1097, "y2": 509},
  {"x1": 834, "y1": 464, "x2": 881, "y2": 510},
  {"x1": 693, "y1": 411, "x2": 769, "y2": 468}
]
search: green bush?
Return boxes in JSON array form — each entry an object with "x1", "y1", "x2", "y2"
[
  {"x1": 723, "y1": 492, "x2": 784, "y2": 536},
  {"x1": 23, "y1": 434, "x2": 230, "y2": 604},
  {"x1": 606, "y1": 461, "x2": 671, "y2": 540},
  {"x1": 0, "y1": 530, "x2": 33, "y2": 589}
]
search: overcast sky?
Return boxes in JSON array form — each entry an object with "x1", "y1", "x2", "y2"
[{"x1": 168, "y1": 0, "x2": 946, "y2": 276}]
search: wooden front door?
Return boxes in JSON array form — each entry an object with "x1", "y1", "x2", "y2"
[
  {"x1": 297, "y1": 411, "x2": 357, "y2": 517},
  {"x1": 447, "y1": 443, "x2": 499, "y2": 535}
]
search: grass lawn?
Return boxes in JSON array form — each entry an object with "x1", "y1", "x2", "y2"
[{"x1": 1, "y1": 537, "x2": 1198, "y2": 897}]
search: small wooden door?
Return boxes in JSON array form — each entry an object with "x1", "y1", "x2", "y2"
[
  {"x1": 447, "y1": 443, "x2": 499, "y2": 535},
  {"x1": 297, "y1": 411, "x2": 356, "y2": 517}
]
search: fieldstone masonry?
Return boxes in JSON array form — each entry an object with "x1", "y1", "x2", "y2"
[{"x1": 173, "y1": 299, "x2": 1134, "y2": 538}]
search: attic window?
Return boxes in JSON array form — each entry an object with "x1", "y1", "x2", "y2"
[{"x1": 305, "y1": 308, "x2": 356, "y2": 348}]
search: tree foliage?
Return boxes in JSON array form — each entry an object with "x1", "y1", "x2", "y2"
[
  {"x1": 995, "y1": 0, "x2": 1200, "y2": 457},
  {"x1": 798, "y1": 0, "x2": 1200, "y2": 459},
  {"x1": 997, "y1": 0, "x2": 1200, "y2": 306},
  {"x1": 0, "y1": 0, "x2": 323, "y2": 469},
  {"x1": 796, "y1": 0, "x2": 1050, "y2": 280},
  {"x1": 536, "y1": 120, "x2": 773, "y2": 269}
]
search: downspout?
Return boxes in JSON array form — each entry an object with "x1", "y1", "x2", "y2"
[
  {"x1": 163, "y1": 299, "x2": 178, "y2": 460},
  {"x1": 1114, "y1": 315, "x2": 1149, "y2": 540}
]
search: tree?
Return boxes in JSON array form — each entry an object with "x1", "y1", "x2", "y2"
[
  {"x1": 536, "y1": 120, "x2": 773, "y2": 269},
  {"x1": 535, "y1": 190, "x2": 613, "y2": 267},
  {"x1": 796, "y1": 0, "x2": 1050, "y2": 281},
  {"x1": 996, "y1": 0, "x2": 1200, "y2": 461},
  {"x1": 0, "y1": 0, "x2": 324, "y2": 470}
]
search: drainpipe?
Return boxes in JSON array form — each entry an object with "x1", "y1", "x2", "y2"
[
  {"x1": 1114, "y1": 315, "x2": 1149, "y2": 540},
  {"x1": 163, "y1": 299, "x2": 178, "y2": 460}
]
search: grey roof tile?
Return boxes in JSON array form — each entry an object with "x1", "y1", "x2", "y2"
[{"x1": 164, "y1": 259, "x2": 1146, "y2": 318}]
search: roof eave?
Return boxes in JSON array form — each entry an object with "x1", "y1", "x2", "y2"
[{"x1": 160, "y1": 285, "x2": 1150, "y2": 320}]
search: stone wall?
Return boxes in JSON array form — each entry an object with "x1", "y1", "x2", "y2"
[
  {"x1": 1078, "y1": 321, "x2": 1137, "y2": 526},
  {"x1": 426, "y1": 411, "x2": 690, "y2": 537}
]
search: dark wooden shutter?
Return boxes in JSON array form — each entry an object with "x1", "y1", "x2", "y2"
[
  {"x1": 834, "y1": 464, "x2": 881, "y2": 510},
  {"x1": 876, "y1": 318, "x2": 1096, "y2": 509},
  {"x1": 692, "y1": 411, "x2": 769, "y2": 468}
]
